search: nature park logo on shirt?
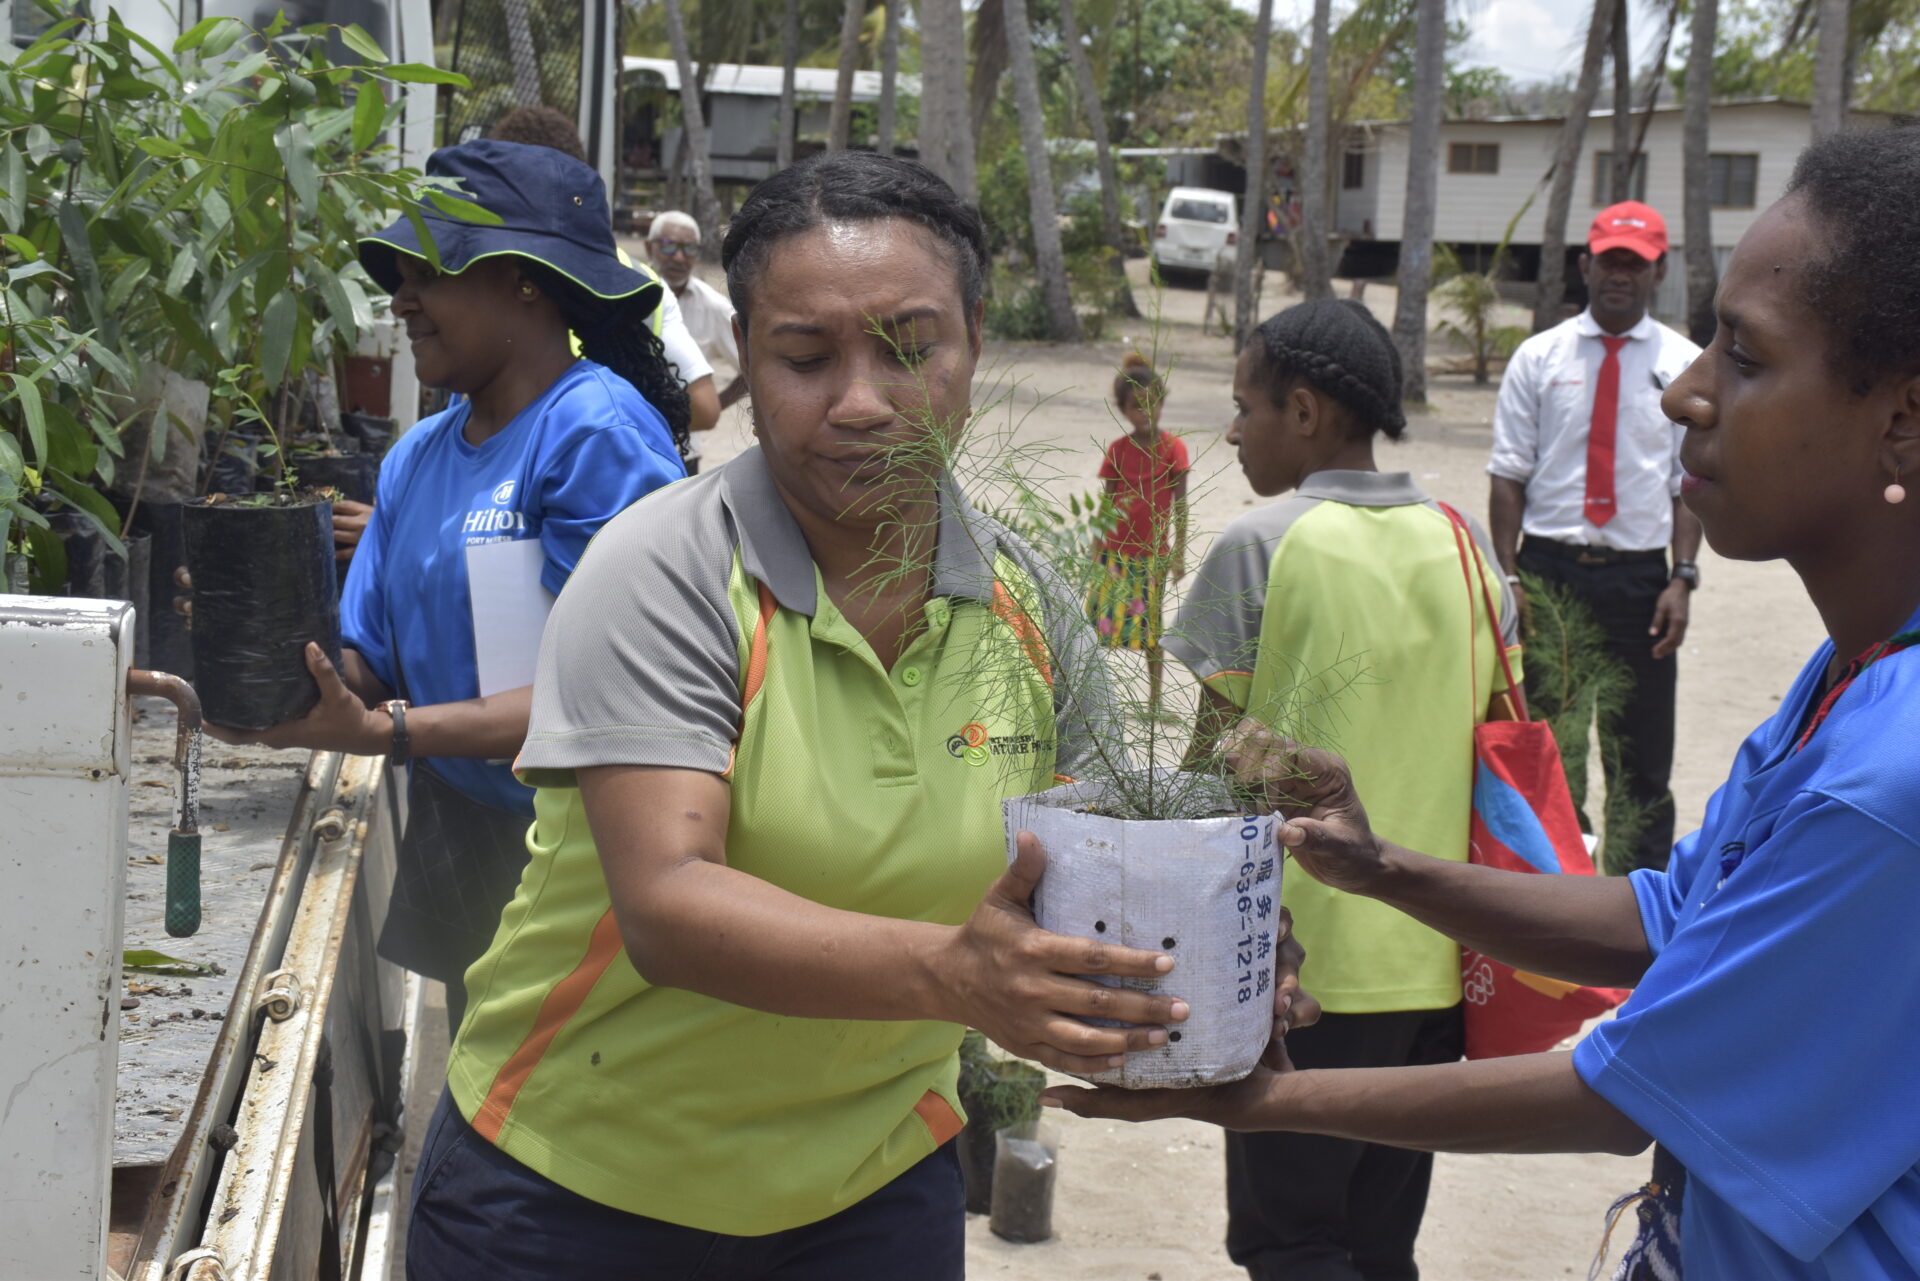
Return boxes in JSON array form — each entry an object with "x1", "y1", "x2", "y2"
[{"x1": 946, "y1": 721, "x2": 1053, "y2": 767}]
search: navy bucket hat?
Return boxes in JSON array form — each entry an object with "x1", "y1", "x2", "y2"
[{"x1": 359, "y1": 139, "x2": 659, "y2": 306}]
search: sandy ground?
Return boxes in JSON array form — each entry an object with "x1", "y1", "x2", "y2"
[
  {"x1": 678, "y1": 257, "x2": 1829, "y2": 1280},
  {"x1": 387, "y1": 252, "x2": 1828, "y2": 1279}
]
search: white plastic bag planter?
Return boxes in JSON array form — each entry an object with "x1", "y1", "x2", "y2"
[{"x1": 1004, "y1": 774, "x2": 1284, "y2": 1088}]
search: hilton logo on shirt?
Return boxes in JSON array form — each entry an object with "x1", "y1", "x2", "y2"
[
  {"x1": 463, "y1": 479, "x2": 527, "y2": 538},
  {"x1": 946, "y1": 721, "x2": 1053, "y2": 768}
]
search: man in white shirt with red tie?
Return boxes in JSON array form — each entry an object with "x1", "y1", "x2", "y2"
[{"x1": 1489, "y1": 200, "x2": 1703, "y2": 875}]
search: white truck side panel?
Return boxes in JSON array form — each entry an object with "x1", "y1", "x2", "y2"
[{"x1": 0, "y1": 598, "x2": 133, "y2": 1281}]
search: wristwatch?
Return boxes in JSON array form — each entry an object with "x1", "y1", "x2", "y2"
[
  {"x1": 1671, "y1": 561, "x2": 1700, "y2": 589},
  {"x1": 379, "y1": 699, "x2": 411, "y2": 766}
]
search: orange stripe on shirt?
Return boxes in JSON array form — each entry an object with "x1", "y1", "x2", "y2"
[
  {"x1": 991, "y1": 581, "x2": 1053, "y2": 687},
  {"x1": 914, "y1": 1090, "x2": 965, "y2": 1146},
  {"x1": 472, "y1": 908, "x2": 627, "y2": 1143},
  {"x1": 742, "y1": 581, "x2": 777, "y2": 711}
]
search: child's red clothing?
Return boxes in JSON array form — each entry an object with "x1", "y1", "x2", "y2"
[{"x1": 1097, "y1": 433, "x2": 1190, "y2": 557}]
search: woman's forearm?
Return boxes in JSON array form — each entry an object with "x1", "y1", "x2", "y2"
[
  {"x1": 1369, "y1": 843, "x2": 1652, "y2": 989},
  {"x1": 1231, "y1": 1052, "x2": 1650, "y2": 1157},
  {"x1": 402, "y1": 685, "x2": 533, "y2": 760}
]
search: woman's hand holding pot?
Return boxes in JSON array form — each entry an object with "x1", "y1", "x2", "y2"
[
  {"x1": 204, "y1": 642, "x2": 388, "y2": 753},
  {"x1": 1222, "y1": 720, "x2": 1389, "y2": 897},
  {"x1": 1039, "y1": 907, "x2": 1319, "y2": 1128},
  {"x1": 331, "y1": 499, "x2": 374, "y2": 564},
  {"x1": 943, "y1": 831, "x2": 1189, "y2": 1076}
]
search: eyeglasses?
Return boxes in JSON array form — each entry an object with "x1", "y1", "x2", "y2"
[{"x1": 652, "y1": 240, "x2": 699, "y2": 258}]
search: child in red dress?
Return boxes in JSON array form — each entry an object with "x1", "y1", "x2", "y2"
[{"x1": 1087, "y1": 352, "x2": 1190, "y2": 712}]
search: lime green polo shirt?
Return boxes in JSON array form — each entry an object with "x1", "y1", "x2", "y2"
[
  {"x1": 1166, "y1": 470, "x2": 1521, "y2": 1014},
  {"x1": 446, "y1": 446, "x2": 1108, "y2": 1235}
]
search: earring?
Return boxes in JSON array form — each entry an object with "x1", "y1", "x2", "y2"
[
  {"x1": 520, "y1": 284, "x2": 536, "y2": 298},
  {"x1": 1888, "y1": 481, "x2": 1908, "y2": 505}
]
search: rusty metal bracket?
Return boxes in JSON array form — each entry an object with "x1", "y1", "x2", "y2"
[
  {"x1": 167, "y1": 1245, "x2": 229, "y2": 1281},
  {"x1": 256, "y1": 970, "x2": 302, "y2": 1022},
  {"x1": 309, "y1": 807, "x2": 348, "y2": 842},
  {"x1": 127, "y1": 669, "x2": 205, "y2": 937}
]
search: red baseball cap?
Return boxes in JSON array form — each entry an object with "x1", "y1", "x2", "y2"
[{"x1": 1588, "y1": 201, "x2": 1668, "y2": 260}]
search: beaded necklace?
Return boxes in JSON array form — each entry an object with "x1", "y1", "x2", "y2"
[{"x1": 1793, "y1": 627, "x2": 1920, "y2": 753}]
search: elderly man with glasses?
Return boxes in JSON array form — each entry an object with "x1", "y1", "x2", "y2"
[{"x1": 648, "y1": 213, "x2": 746, "y2": 447}]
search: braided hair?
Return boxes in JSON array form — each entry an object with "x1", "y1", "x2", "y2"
[
  {"x1": 721, "y1": 151, "x2": 989, "y2": 335},
  {"x1": 520, "y1": 261, "x2": 693, "y2": 456},
  {"x1": 1786, "y1": 126, "x2": 1920, "y2": 396},
  {"x1": 1249, "y1": 299, "x2": 1407, "y2": 441}
]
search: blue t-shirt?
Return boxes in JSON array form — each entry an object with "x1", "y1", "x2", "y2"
[
  {"x1": 341, "y1": 359, "x2": 684, "y2": 815},
  {"x1": 1574, "y1": 605, "x2": 1920, "y2": 1279}
]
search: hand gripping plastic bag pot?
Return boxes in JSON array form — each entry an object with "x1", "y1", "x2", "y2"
[
  {"x1": 1005, "y1": 772, "x2": 1283, "y2": 1089},
  {"x1": 1437, "y1": 503, "x2": 1629, "y2": 1060},
  {"x1": 183, "y1": 496, "x2": 342, "y2": 731}
]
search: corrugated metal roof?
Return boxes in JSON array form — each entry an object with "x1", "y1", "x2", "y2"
[{"x1": 622, "y1": 57, "x2": 919, "y2": 102}]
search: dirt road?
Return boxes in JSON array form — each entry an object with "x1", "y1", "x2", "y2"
[{"x1": 686, "y1": 261, "x2": 1827, "y2": 1280}]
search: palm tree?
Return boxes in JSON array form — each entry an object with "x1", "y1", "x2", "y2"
[
  {"x1": 1003, "y1": 0, "x2": 1082, "y2": 340},
  {"x1": 661, "y1": 0, "x2": 722, "y2": 254},
  {"x1": 1234, "y1": 0, "x2": 1275, "y2": 351},
  {"x1": 1057, "y1": 0, "x2": 1140, "y2": 317},
  {"x1": 1391, "y1": 0, "x2": 1444, "y2": 400},
  {"x1": 1298, "y1": 0, "x2": 1336, "y2": 300},
  {"x1": 970, "y1": 0, "x2": 1008, "y2": 151},
  {"x1": 777, "y1": 0, "x2": 799, "y2": 170},
  {"x1": 1682, "y1": 0, "x2": 1718, "y2": 344},
  {"x1": 1532, "y1": 0, "x2": 1617, "y2": 333},
  {"x1": 877, "y1": 0, "x2": 901, "y2": 156},
  {"x1": 917, "y1": 0, "x2": 977, "y2": 203},
  {"x1": 828, "y1": 0, "x2": 865, "y2": 152},
  {"x1": 1609, "y1": 0, "x2": 1634, "y2": 200},
  {"x1": 1812, "y1": 0, "x2": 1851, "y2": 136}
]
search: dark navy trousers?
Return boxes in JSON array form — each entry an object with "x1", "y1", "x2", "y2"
[{"x1": 406, "y1": 1091, "x2": 966, "y2": 1280}]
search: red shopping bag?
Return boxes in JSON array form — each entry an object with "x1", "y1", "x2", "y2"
[{"x1": 1439, "y1": 505, "x2": 1629, "y2": 1059}]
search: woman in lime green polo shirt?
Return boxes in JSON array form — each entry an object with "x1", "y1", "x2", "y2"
[{"x1": 405, "y1": 152, "x2": 1192, "y2": 1280}]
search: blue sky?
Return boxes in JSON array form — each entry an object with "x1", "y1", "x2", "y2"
[{"x1": 1233, "y1": 0, "x2": 1631, "y2": 86}]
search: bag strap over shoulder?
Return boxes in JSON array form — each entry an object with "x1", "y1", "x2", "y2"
[{"x1": 1436, "y1": 502, "x2": 1526, "y2": 721}]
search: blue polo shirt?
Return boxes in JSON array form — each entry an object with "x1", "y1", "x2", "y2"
[
  {"x1": 1574, "y1": 606, "x2": 1920, "y2": 1278},
  {"x1": 340, "y1": 359, "x2": 683, "y2": 815}
]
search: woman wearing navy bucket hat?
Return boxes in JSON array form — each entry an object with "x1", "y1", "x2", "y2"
[{"x1": 209, "y1": 139, "x2": 689, "y2": 1028}]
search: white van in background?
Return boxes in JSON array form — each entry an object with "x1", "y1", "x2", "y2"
[{"x1": 1152, "y1": 187, "x2": 1239, "y2": 280}]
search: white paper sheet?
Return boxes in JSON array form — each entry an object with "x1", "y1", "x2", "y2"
[{"x1": 466, "y1": 538, "x2": 556, "y2": 697}]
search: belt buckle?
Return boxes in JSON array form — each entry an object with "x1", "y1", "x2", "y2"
[{"x1": 1575, "y1": 549, "x2": 1609, "y2": 565}]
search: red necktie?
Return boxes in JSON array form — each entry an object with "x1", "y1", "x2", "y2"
[{"x1": 1584, "y1": 335, "x2": 1629, "y2": 528}]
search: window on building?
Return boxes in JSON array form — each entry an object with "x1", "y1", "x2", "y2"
[
  {"x1": 1447, "y1": 143, "x2": 1500, "y2": 175},
  {"x1": 1709, "y1": 153, "x2": 1760, "y2": 208},
  {"x1": 1342, "y1": 149, "x2": 1367, "y2": 190},
  {"x1": 1591, "y1": 152, "x2": 1650, "y2": 204}
]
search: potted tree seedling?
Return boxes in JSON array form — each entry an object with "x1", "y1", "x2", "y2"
[
  {"x1": 875, "y1": 342, "x2": 1360, "y2": 1090},
  {"x1": 135, "y1": 11, "x2": 476, "y2": 727}
]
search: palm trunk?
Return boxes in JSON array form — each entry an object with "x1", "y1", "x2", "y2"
[
  {"x1": 917, "y1": 0, "x2": 977, "y2": 203},
  {"x1": 828, "y1": 0, "x2": 864, "y2": 152},
  {"x1": 1391, "y1": 0, "x2": 1443, "y2": 399},
  {"x1": 661, "y1": 0, "x2": 722, "y2": 255},
  {"x1": 1057, "y1": 0, "x2": 1139, "y2": 317},
  {"x1": 1610, "y1": 0, "x2": 1633, "y2": 200},
  {"x1": 777, "y1": 0, "x2": 799, "y2": 170},
  {"x1": 969, "y1": 0, "x2": 1008, "y2": 150},
  {"x1": 1298, "y1": 0, "x2": 1335, "y2": 300},
  {"x1": 1532, "y1": 0, "x2": 1615, "y2": 333},
  {"x1": 1234, "y1": 0, "x2": 1275, "y2": 351},
  {"x1": 877, "y1": 0, "x2": 901, "y2": 157},
  {"x1": 1682, "y1": 0, "x2": 1718, "y2": 345},
  {"x1": 502, "y1": 0, "x2": 542, "y2": 106},
  {"x1": 1812, "y1": 0, "x2": 1850, "y2": 138},
  {"x1": 1003, "y1": 0, "x2": 1081, "y2": 341}
]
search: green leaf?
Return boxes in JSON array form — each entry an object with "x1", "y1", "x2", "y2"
[
  {"x1": 313, "y1": 263, "x2": 358, "y2": 349},
  {"x1": 9, "y1": 374, "x2": 48, "y2": 465},
  {"x1": 105, "y1": 259, "x2": 152, "y2": 312},
  {"x1": 339, "y1": 274, "x2": 375, "y2": 336},
  {"x1": 24, "y1": 125, "x2": 54, "y2": 165},
  {"x1": 0, "y1": 144, "x2": 24, "y2": 229},
  {"x1": 5, "y1": 260, "x2": 65, "y2": 286},
  {"x1": 25, "y1": 523, "x2": 65, "y2": 595},
  {"x1": 154, "y1": 294, "x2": 224, "y2": 371},
  {"x1": 402, "y1": 205, "x2": 442, "y2": 271},
  {"x1": 101, "y1": 77, "x2": 160, "y2": 101},
  {"x1": 339, "y1": 22, "x2": 387, "y2": 63},
  {"x1": 260, "y1": 289, "x2": 297, "y2": 390},
  {"x1": 173, "y1": 16, "x2": 224, "y2": 52},
  {"x1": 122, "y1": 948, "x2": 214, "y2": 976},
  {"x1": 0, "y1": 234, "x2": 38, "y2": 262},
  {"x1": 0, "y1": 433, "x2": 23, "y2": 484},
  {"x1": 200, "y1": 18, "x2": 245, "y2": 60},
  {"x1": 351, "y1": 81, "x2": 384, "y2": 153},
  {"x1": 424, "y1": 189, "x2": 502, "y2": 226},
  {"x1": 284, "y1": 123, "x2": 319, "y2": 212},
  {"x1": 49, "y1": 473, "x2": 126, "y2": 560},
  {"x1": 137, "y1": 136, "x2": 190, "y2": 159},
  {"x1": 381, "y1": 62, "x2": 467, "y2": 86}
]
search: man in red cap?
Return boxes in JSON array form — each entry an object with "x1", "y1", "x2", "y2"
[{"x1": 1487, "y1": 200, "x2": 1705, "y2": 874}]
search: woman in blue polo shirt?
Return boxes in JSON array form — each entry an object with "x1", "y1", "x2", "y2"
[
  {"x1": 212, "y1": 141, "x2": 687, "y2": 1025},
  {"x1": 1050, "y1": 127, "x2": 1920, "y2": 1279}
]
